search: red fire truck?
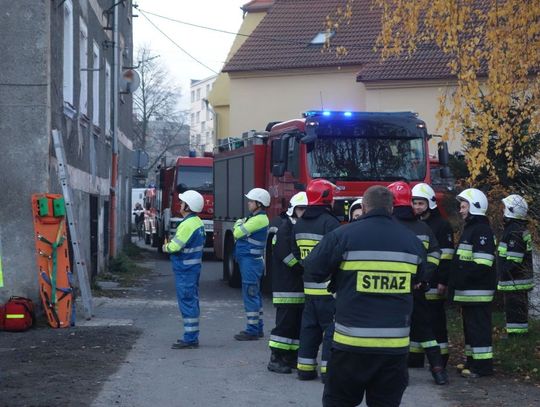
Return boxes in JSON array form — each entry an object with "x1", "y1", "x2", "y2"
[
  {"x1": 156, "y1": 155, "x2": 214, "y2": 252},
  {"x1": 213, "y1": 110, "x2": 451, "y2": 290}
]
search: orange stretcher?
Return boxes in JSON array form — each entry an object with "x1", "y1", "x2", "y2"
[{"x1": 31, "y1": 194, "x2": 73, "y2": 328}]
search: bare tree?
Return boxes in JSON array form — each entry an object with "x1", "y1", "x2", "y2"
[{"x1": 133, "y1": 46, "x2": 190, "y2": 175}]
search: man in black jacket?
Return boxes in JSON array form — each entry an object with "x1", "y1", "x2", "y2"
[
  {"x1": 388, "y1": 181, "x2": 447, "y2": 385},
  {"x1": 292, "y1": 179, "x2": 340, "y2": 382},
  {"x1": 453, "y1": 188, "x2": 496, "y2": 378},
  {"x1": 497, "y1": 194, "x2": 533, "y2": 336},
  {"x1": 267, "y1": 192, "x2": 308, "y2": 374},
  {"x1": 305, "y1": 185, "x2": 427, "y2": 407},
  {"x1": 412, "y1": 183, "x2": 455, "y2": 367}
]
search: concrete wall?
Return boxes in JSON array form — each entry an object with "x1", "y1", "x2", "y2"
[
  {"x1": 364, "y1": 81, "x2": 462, "y2": 153},
  {"x1": 228, "y1": 67, "x2": 365, "y2": 135},
  {"x1": 0, "y1": 0, "x2": 133, "y2": 303},
  {"x1": 0, "y1": 0, "x2": 51, "y2": 299}
]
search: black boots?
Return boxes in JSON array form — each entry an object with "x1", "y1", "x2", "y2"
[
  {"x1": 268, "y1": 349, "x2": 292, "y2": 374},
  {"x1": 431, "y1": 367, "x2": 449, "y2": 385}
]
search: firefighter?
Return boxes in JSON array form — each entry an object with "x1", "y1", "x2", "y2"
[
  {"x1": 267, "y1": 192, "x2": 308, "y2": 374},
  {"x1": 304, "y1": 185, "x2": 427, "y2": 406},
  {"x1": 348, "y1": 197, "x2": 363, "y2": 222},
  {"x1": 497, "y1": 194, "x2": 533, "y2": 335},
  {"x1": 453, "y1": 188, "x2": 496, "y2": 378},
  {"x1": 388, "y1": 181, "x2": 447, "y2": 385},
  {"x1": 293, "y1": 179, "x2": 340, "y2": 382},
  {"x1": 412, "y1": 183, "x2": 454, "y2": 367},
  {"x1": 163, "y1": 190, "x2": 206, "y2": 349},
  {"x1": 233, "y1": 188, "x2": 271, "y2": 341}
]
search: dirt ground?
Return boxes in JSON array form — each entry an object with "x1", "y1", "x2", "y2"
[{"x1": 0, "y1": 321, "x2": 141, "y2": 407}]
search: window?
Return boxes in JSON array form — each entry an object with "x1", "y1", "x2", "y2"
[
  {"x1": 105, "y1": 61, "x2": 111, "y2": 135},
  {"x1": 206, "y1": 84, "x2": 210, "y2": 95},
  {"x1": 191, "y1": 113, "x2": 194, "y2": 124},
  {"x1": 63, "y1": 0, "x2": 74, "y2": 106},
  {"x1": 92, "y1": 41, "x2": 100, "y2": 126},
  {"x1": 196, "y1": 112, "x2": 200, "y2": 123},
  {"x1": 196, "y1": 89, "x2": 200, "y2": 101},
  {"x1": 79, "y1": 18, "x2": 88, "y2": 115},
  {"x1": 206, "y1": 109, "x2": 210, "y2": 121},
  {"x1": 310, "y1": 30, "x2": 335, "y2": 45},
  {"x1": 191, "y1": 90, "x2": 195, "y2": 103},
  {"x1": 201, "y1": 121, "x2": 206, "y2": 132}
]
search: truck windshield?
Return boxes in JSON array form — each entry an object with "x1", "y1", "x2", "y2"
[
  {"x1": 177, "y1": 166, "x2": 213, "y2": 192},
  {"x1": 307, "y1": 137, "x2": 426, "y2": 181}
]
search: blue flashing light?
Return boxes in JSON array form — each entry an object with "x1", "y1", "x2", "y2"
[
  {"x1": 322, "y1": 111, "x2": 331, "y2": 117},
  {"x1": 343, "y1": 111, "x2": 352, "y2": 117}
]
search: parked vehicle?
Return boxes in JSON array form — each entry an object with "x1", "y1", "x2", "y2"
[
  {"x1": 154, "y1": 155, "x2": 214, "y2": 252},
  {"x1": 213, "y1": 110, "x2": 451, "y2": 291}
]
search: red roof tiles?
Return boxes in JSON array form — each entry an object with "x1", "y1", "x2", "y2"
[{"x1": 223, "y1": 0, "x2": 453, "y2": 82}]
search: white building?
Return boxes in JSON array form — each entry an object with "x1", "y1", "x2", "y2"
[{"x1": 190, "y1": 75, "x2": 217, "y2": 154}]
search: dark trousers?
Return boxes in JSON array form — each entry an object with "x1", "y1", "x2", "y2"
[
  {"x1": 297, "y1": 297, "x2": 335, "y2": 374},
  {"x1": 323, "y1": 350, "x2": 408, "y2": 407},
  {"x1": 269, "y1": 306, "x2": 303, "y2": 354},
  {"x1": 429, "y1": 300, "x2": 449, "y2": 366},
  {"x1": 462, "y1": 305, "x2": 493, "y2": 376},
  {"x1": 408, "y1": 291, "x2": 442, "y2": 368},
  {"x1": 504, "y1": 291, "x2": 529, "y2": 334}
]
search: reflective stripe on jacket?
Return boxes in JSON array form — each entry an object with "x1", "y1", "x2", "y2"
[
  {"x1": 304, "y1": 208, "x2": 427, "y2": 354},
  {"x1": 497, "y1": 220, "x2": 533, "y2": 291},
  {"x1": 451, "y1": 215, "x2": 496, "y2": 304},
  {"x1": 292, "y1": 206, "x2": 340, "y2": 297},
  {"x1": 234, "y1": 211, "x2": 269, "y2": 258},
  {"x1": 271, "y1": 214, "x2": 304, "y2": 306},
  {"x1": 165, "y1": 214, "x2": 205, "y2": 271}
]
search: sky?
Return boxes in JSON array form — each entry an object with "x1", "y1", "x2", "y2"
[{"x1": 133, "y1": 0, "x2": 248, "y2": 109}]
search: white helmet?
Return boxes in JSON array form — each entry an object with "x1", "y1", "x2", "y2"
[
  {"x1": 502, "y1": 194, "x2": 528, "y2": 219},
  {"x1": 178, "y1": 190, "x2": 204, "y2": 213},
  {"x1": 348, "y1": 198, "x2": 363, "y2": 222},
  {"x1": 245, "y1": 188, "x2": 271, "y2": 207},
  {"x1": 286, "y1": 192, "x2": 308, "y2": 216},
  {"x1": 412, "y1": 183, "x2": 437, "y2": 210},
  {"x1": 457, "y1": 188, "x2": 488, "y2": 216}
]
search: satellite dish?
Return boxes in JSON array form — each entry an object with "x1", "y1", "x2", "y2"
[{"x1": 120, "y1": 69, "x2": 140, "y2": 94}]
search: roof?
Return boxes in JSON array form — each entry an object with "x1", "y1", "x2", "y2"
[
  {"x1": 241, "y1": 0, "x2": 274, "y2": 13},
  {"x1": 223, "y1": 0, "x2": 453, "y2": 82}
]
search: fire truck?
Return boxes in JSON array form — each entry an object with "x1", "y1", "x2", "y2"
[
  {"x1": 213, "y1": 110, "x2": 451, "y2": 290},
  {"x1": 155, "y1": 155, "x2": 214, "y2": 252}
]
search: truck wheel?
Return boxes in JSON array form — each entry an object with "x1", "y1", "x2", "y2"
[
  {"x1": 261, "y1": 234, "x2": 274, "y2": 294},
  {"x1": 223, "y1": 235, "x2": 241, "y2": 288}
]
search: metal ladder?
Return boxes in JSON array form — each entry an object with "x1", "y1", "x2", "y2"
[{"x1": 52, "y1": 129, "x2": 93, "y2": 320}]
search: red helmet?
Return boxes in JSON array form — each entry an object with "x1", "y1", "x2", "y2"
[
  {"x1": 306, "y1": 179, "x2": 335, "y2": 206},
  {"x1": 388, "y1": 181, "x2": 412, "y2": 207}
]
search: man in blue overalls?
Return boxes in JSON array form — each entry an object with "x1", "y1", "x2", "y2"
[
  {"x1": 163, "y1": 190, "x2": 206, "y2": 349},
  {"x1": 233, "y1": 188, "x2": 271, "y2": 341}
]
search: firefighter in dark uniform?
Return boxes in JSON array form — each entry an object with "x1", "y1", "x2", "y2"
[
  {"x1": 304, "y1": 185, "x2": 428, "y2": 407},
  {"x1": 412, "y1": 183, "x2": 455, "y2": 367},
  {"x1": 453, "y1": 188, "x2": 496, "y2": 378},
  {"x1": 292, "y1": 179, "x2": 340, "y2": 382},
  {"x1": 388, "y1": 181, "x2": 447, "y2": 385},
  {"x1": 267, "y1": 192, "x2": 308, "y2": 374},
  {"x1": 497, "y1": 194, "x2": 533, "y2": 335}
]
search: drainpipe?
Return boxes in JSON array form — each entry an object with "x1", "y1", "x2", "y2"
[{"x1": 109, "y1": 3, "x2": 120, "y2": 257}]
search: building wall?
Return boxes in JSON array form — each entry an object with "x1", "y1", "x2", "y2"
[
  {"x1": 207, "y1": 8, "x2": 269, "y2": 139},
  {"x1": 0, "y1": 0, "x2": 51, "y2": 299},
  {"x1": 190, "y1": 75, "x2": 217, "y2": 154},
  {"x1": 0, "y1": 0, "x2": 133, "y2": 303},
  {"x1": 364, "y1": 81, "x2": 461, "y2": 153},
  {"x1": 228, "y1": 67, "x2": 365, "y2": 135}
]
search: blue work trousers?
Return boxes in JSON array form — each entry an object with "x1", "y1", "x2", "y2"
[
  {"x1": 174, "y1": 268, "x2": 200, "y2": 343},
  {"x1": 238, "y1": 256, "x2": 264, "y2": 336}
]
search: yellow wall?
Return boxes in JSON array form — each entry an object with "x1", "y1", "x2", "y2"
[
  {"x1": 228, "y1": 67, "x2": 365, "y2": 136},
  {"x1": 208, "y1": 10, "x2": 268, "y2": 139},
  {"x1": 364, "y1": 81, "x2": 462, "y2": 153}
]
